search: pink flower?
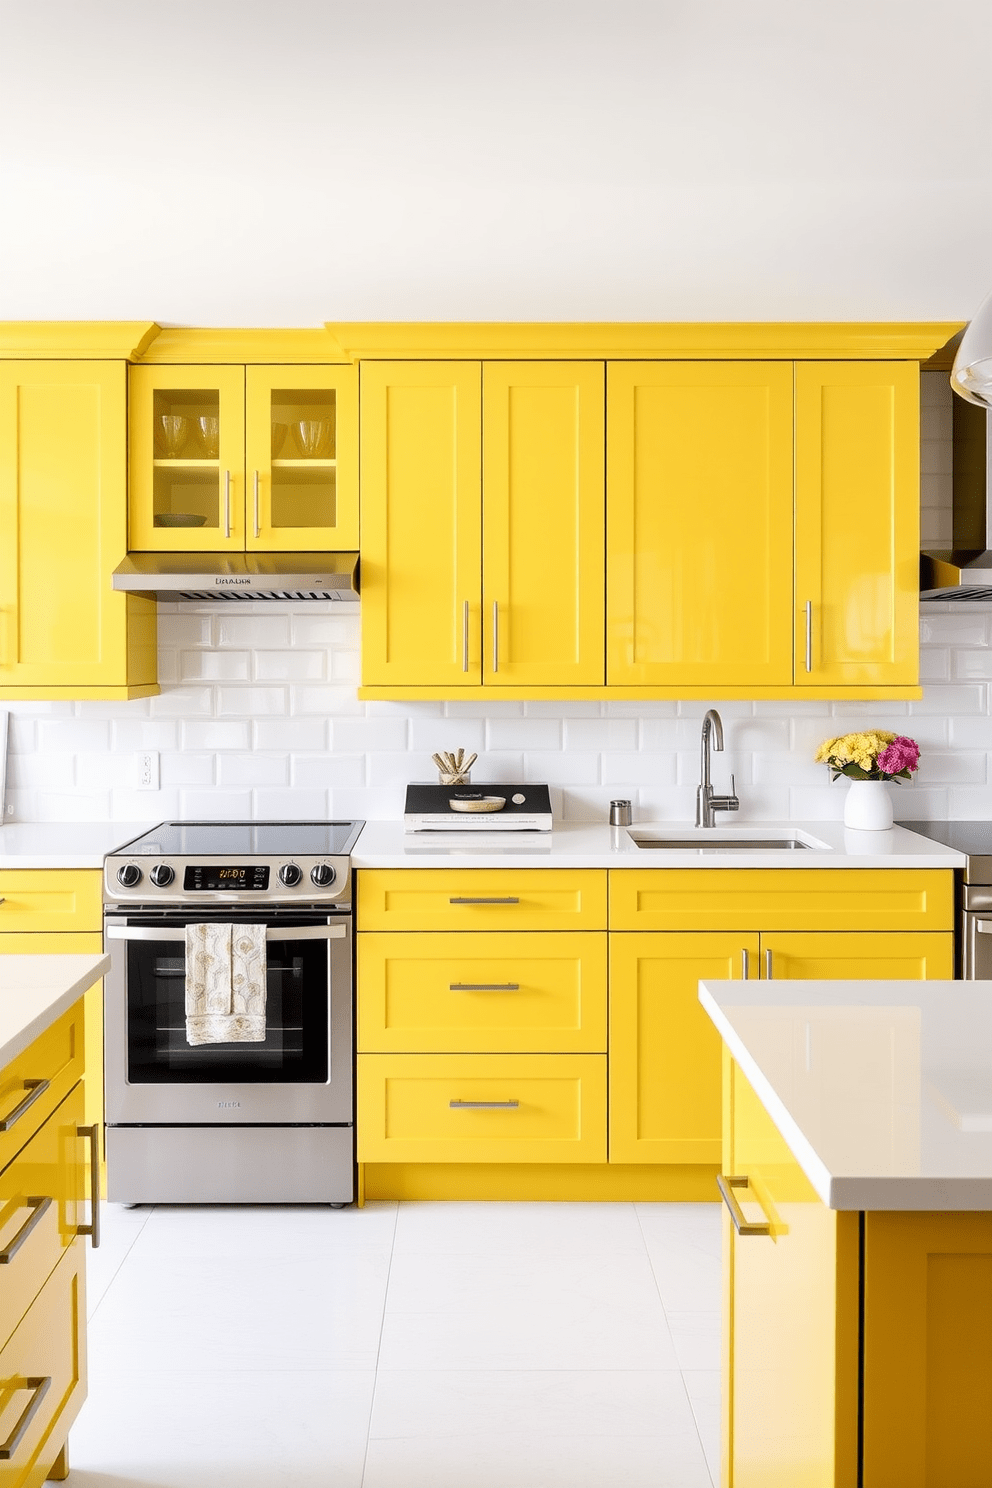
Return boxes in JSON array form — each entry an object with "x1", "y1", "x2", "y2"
[{"x1": 876, "y1": 736, "x2": 920, "y2": 777}]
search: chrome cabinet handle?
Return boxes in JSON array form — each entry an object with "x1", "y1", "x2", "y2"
[
  {"x1": 741, "y1": 948, "x2": 749, "y2": 979},
  {"x1": 0, "y1": 1196, "x2": 51, "y2": 1264},
  {"x1": 0, "y1": 1377, "x2": 51, "y2": 1460},
  {"x1": 105, "y1": 923, "x2": 347, "y2": 943},
  {"x1": 224, "y1": 470, "x2": 232, "y2": 539},
  {"x1": 77, "y1": 1124, "x2": 100, "y2": 1249},
  {"x1": 449, "y1": 982, "x2": 520, "y2": 992},
  {"x1": 449, "y1": 1099, "x2": 519, "y2": 1110},
  {"x1": 0, "y1": 1079, "x2": 49, "y2": 1133},
  {"x1": 492, "y1": 600, "x2": 499, "y2": 673},
  {"x1": 717, "y1": 1174, "x2": 772, "y2": 1237},
  {"x1": 462, "y1": 600, "x2": 470, "y2": 673},
  {"x1": 448, "y1": 897, "x2": 519, "y2": 906},
  {"x1": 765, "y1": 948, "x2": 773, "y2": 980},
  {"x1": 253, "y1": 470, "x2": 260, "y2": 538},
  {"x1": 805, "y1": 600, "x2": 813, "y2": 674}
]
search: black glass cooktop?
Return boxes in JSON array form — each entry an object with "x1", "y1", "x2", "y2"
[
  {"x1": 898, "y1": 820, "x2": 992, "y2": 855},
  {"x1": 111, "y1": 821, "x2": 364, "y2": 858}
]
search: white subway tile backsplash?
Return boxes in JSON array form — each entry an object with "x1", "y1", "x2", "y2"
[{"x1": 8, "y1": 597, "x2": 992, "y2": 826}]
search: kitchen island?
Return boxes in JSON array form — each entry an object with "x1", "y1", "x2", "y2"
[
  {"x1": 700, "y1": 976, "x2": 992, "y2": 1488},
  {"x1": 0, "y1": 952, "x2": 107, "y2": 1484}
]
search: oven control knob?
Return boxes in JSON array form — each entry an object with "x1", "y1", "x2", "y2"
[
  {"x1": 279, "y1": 863, "x2": 303, "y2": 887},
  {"x1": 311, "y1": 863, "x2": 336, "y2": 887},
  {"x1": 150, "y1": 864, "x2": 175, "y2": 888},
  {"x1": 117, "y1": 863, "x2": 142, "y2": 888}
]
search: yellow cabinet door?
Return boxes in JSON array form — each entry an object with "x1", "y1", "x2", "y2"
[
  {"x1": 0, "y1": 362, "x2": 156, "y2": 697},
  {"x1": 245, "y1": 365, "x2": 358, "y2": 551},
  {"x1": 610, "y1": 932, "x2": 756, "y2": 1165},
  {"x1": 358, "y1": 868, "x2": 608, "y2": 932},
  {"x1": 360, "y1": 362, "x2": 482, "y2": 687},
  {"x1": 358, "y1": 931, "x2": 607, "y2": 1053},
  {"x1": 607, "y1": 362, "x2": 794, "y2": 687},
  {"x1": 725, "y1": 1053, "x2": 860, "y2": 1488},
  {"x1": 795, "y1": 361, "x2": 919, "y2": 687},
  {"x1": 760, "y1": 930, "x2": 954, "y2": 982},
  {"x1": 482, "y1": 362, "x2": 605, "y2": 686},
  {"x1": 129, "y1": 364, "x2": 246, "y2": 551}
]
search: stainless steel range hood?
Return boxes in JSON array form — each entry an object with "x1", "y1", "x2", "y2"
[
  {"x1": 112, "y1": 552, "x2": 359, "y2": 602},
  {"x1": 920, "y1": 400, "x2": 992, "y2": 600}
]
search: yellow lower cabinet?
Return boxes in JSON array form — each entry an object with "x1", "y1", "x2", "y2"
[
  {"x1": 761, "y1": 930, "x2": 954, "y2": 982},
  {"x1": 0, "y1": 873, "x2": 102, "y2": 935},
  {"x1": 358, "y1": 868, "x2": 607, "y2": 932},
  {"x1": 0, "y1": 1084, "x2": 84, "y2": 1355},
  {"x1": 358, "y1": 932, "x2": 607, "y2": 1054},
  {"x1": 610, "y1": 932, "x2": 756, "y2": 1165},
  {"x1": 0, "y1": 1004, "x2": 84, "y2": 1176},
  {"x1": 0, "y1": 1240, "x2": 85, "y2": 1488},
  {"x1": 358, "y1": 1054, "x2": 607, "y2": 1164},
  {"x1": 725, "y1": 1054, "x2": 860, "y2": 1488}
]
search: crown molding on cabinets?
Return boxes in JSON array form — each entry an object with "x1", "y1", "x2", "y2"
[
  {"x1": 0, "y1": 321, "x2": 161, "y2": 360},
  {"x1": 134, "y1": 327, "x2": 353, "y2": 364},
  {"x1": 326, "y1": 321, "x2": 966, "y2": 362}
]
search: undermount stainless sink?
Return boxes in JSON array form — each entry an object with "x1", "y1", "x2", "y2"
[{"x1": 626, "y1": 828, "x2": 831, "y2": 852}]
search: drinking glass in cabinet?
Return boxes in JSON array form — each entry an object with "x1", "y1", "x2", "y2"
[
  {"x1": 152, "y1": 388, "x2": 222, "y2": 531},
  {"x1": 269, "y1": 387, "x2": 337, "y2": 533}
]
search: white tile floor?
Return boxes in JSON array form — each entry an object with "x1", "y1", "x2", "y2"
[{"x1": 69, "y1": 1200, "x2": 721, "y2": 1487}]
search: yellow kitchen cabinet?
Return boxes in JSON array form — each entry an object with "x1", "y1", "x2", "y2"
[
  {"x1": 129, "y1": 363, "x2": 358, "y2": 552},
  {"x1": 0, "y1": 361, "x2": 156, "y2": 701},
  {"x1": 795, "y1": 362, "x2": 919, "y2": 689},
  {"x1": 358, "y1": 868, "x2": 608, "y2": 932},
  {"x1": 608, "y1": 871, "x2": 954, "y2": 1169},
  {"x1": 358, "y1": 931, "x2": 608, "y2": 1054},
  {"x1": 360, "y1": 360, "x2": 604, "y2": 690},
  {"x1": 607, "y1": 362, "x2": 795, "y2": 688}
]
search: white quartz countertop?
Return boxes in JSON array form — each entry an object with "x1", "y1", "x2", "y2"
[
  {"x1": 350, "y1": 820, "x2": 965, "y2": 869},
  {"x1": 0, "y1": 953, "x2": 110, "y2": 1067},
  {"x1": 699, "y1": 978, "x2": 992, "y2": 1212},
  {"x1": 0, "y1": 822, "x2": 155, "y2": 869}
]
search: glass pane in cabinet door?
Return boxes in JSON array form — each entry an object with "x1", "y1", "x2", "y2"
[
  {"x1": 269, "y1": 387, "x2": 337, "y2": 532},
  {"x1": 152, "y1": 388, "x2": 222, "y2": 532}
]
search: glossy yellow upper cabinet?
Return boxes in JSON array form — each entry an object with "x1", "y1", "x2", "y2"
[
  {"x1": 245, "y1": 366, "x2": 358, "y2": 551},
  {"x1": 482, "y1": 363, "x2": 604, "y2": 687},
  {"x1": 0, "y1": 361, "x2": 156, "y2": 699},
  {"x1": 607, "y1": 362, "x2": 794, "y2": 688},
  {"x1": 795, "y1": 361, "x2": 919, "y2": 688},
  {"x1": 130, "y1": 363, "x2": 358, "y2": 552},
  {"x1": 361, "y1": 362, "x2": 483, "y2": 687}
]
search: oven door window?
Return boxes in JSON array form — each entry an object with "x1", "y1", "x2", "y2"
[{"x1": 125, "y1": 917, "x2": 332, "y2": 1083}]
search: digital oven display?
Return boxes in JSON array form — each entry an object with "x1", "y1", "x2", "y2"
[{"x1": 183, "y1": 865, "x2": 270, "y2": 891}]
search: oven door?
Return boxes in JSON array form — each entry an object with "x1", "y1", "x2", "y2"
[{"x1": 104, "y1": 911, "x2": 352, "y2": 1125}]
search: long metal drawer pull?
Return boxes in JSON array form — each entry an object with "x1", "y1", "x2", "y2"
[
  {"x1": 0, "y1": 1196, "x2": 51, "y2": 1264},
  {"x1": 253, "y1": 470, "x2": 261, "y2": 538},
  {"x1": 448, "y1": 897, "x2": 519, "y2": 906},
  {"x1": 449, "y1": 1099, "x2": 520, "y2": 1110},
  {"x1": 717, "y1": 1174, "x2": 772, "y2": 1237},
  {"x1": 224, "y1": 470, "x2": 231, "y2": 539},
  {"x1": 741, "y1": 947, "x2": 749, "y2": 979},
  {"x1": 449, "y1": 982, "x2": 520, "y2": 992},
  {"x1": 0, "y1": 1079, "x2": 49, "y2": 1133},
  {"x1": 0, "y1": 1377, "x2": 51, "y2": 1460},
  {"x1": 492, "y1": 600, "x2": 499, "y2": 673},
  {"x1": 105, "y1": 924, "x2": 347, "y2": 943},
  {"x1": 77, "y1": 1124, "x2": 100, "y2": 1249},
  {"x1": 462, "y1": 599, "x2": 469, "y2": 673},
  {"x1": 805, "y1": 600, "x2": 813, "y2": 673},
  {"x1": 765, "y1": 948, "x2": 773, "y2": 980}
]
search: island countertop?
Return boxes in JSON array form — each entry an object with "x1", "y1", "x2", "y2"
[
  {"x1": 0, "y1": 953, "x2": 110, "y2": 1066},
  {"x1": 699, "y1": 977, "x2": 992, "y2": 1212}
]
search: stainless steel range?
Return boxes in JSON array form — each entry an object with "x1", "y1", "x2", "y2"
[{"x1": 103, "y1": 819, "x2": 363, "y2": 1205}]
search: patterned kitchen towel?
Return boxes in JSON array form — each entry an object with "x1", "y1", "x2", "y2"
[{"x1": 185, "y1": 922, "x2": 267, "y2": 1044}]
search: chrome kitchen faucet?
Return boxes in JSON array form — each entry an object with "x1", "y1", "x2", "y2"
[{"x1": 696, "y1": 709, "x2": 741, "y2": 827}]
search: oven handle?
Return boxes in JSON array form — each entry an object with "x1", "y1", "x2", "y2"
[{"x1": 105, "y1": 924, "x2": 348, "y2": 943}]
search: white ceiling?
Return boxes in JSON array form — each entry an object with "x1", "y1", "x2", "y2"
[{"x1": 1, "y1": 0, "x2": 989, "y2": 327}]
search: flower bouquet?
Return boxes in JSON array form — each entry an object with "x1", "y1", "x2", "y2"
[{"x1": 814, "y1": 731, "x2": 921, "y2": 783}]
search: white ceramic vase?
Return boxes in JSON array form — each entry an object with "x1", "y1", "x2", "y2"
[{"x1": 843, "y1": 779, "x2": 894, "y2": 831}]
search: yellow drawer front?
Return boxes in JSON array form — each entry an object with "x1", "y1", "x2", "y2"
[
  {"x1": 0, "y1": 1004, "x2": 84, "y2": 1177},
  {"x1": 0, "y1": 871, "x2": 102, "y2": 934},
  {"x1": 358, "y1": 869, "x2": 608, "y2": 931},
  {"x1": 358, "y1": 1054, "x2": 607, "y2": 1163},
  {"x1": 0, "y1": 1084, "x2": 84, "y2": 1354},
  {"x1": 358, "y1": 932, "x2": 608, "y2": 1053},
  {"x1": 609, "y1": 868, "x2": 953, "y2": 932},
  {"x1": 762, "y1": 931, "x2": 955, "y2": 981},
  {"x1": 0, "y1": 1240, "x2": 85, "y2": 1488}
]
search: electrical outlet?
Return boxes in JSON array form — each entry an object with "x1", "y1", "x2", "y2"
[{"x1": 136, "y1": 751, "x2": 160, "y2": 790}]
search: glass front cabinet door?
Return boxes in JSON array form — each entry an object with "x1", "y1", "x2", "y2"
[{"x1": 129, "y1": 364, "x2": 358, "y2": 552}]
